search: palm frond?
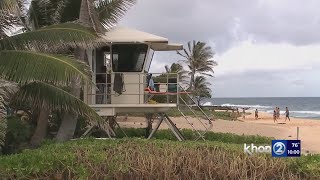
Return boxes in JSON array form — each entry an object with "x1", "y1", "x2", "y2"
[
  {"x1": 28, "y1": 0, "x2": 51, "y2": 29},
  {"x1": 199, "y1": 72, "x2": 214, "y2": 77},
  {"x1": 0, "y1": 50, "x2": 92, "y2": 85},
  {"x1": 29, "y1": 0, "x2": 69, "y2": 29},
  {"x1": 52, "y1": 0, "x2": 68, "y2": 24},
  {"x1": 0, "y1": 0, "x2": 18, "y2": 13},
  {"x1": 0, "y1": 23, "x2": 104, "y2": 52},
  {"x1": 0, "y1": 80, "x2": 18, "y2": 149},
  {"x1": 96, "y1": 0, "x2": 136, "y2": 29},
  {"x1": 0, "y1": 0, "x2": 23, "y2": 39},
  {"x1": 179, "y1": 40, "x2": 216, "y2": 80},
  {"x1": 176, "y1": 51, "x2": 189, "y2": 60},
  {"x1": 0, "y1": 80, "x2": 18, "y2": 115},
  {"x1": 165, "y1": 65, "x2": 170, "y2": 73},
  {"x1": 12, "y1": 81, "x2": 102, "y2": 123},
  {"x1": 192, "y1": 76, "x2": 212, "y2": 99}
]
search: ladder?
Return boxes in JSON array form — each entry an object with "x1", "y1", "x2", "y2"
[
  {"x1": 176, "y1": 84, "x2": 213, "y2": 141},
  {"x1": 147, "y1": 84, "x2": 213, "y2": 141}
]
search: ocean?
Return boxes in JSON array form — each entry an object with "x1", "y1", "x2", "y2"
[{"x1": 202, "y1": 97, "x2": 320, "y2": 119}]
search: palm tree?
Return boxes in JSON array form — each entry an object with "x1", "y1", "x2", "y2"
[
  {"x1": 164, "y1": 63, "x2": 188, "y2": 84},
  {"x1": 59, "y1": 0, "x2": 136, "y2": 141},
  {"x1": 23, "y1": 0, "x2": 136, "y2": 141},
  {"x1": 177, "y1": 40, "x2": 217, "y2": 91},
  {"x1": 192, "y1": 76, "x2": 212, "y2": 106},
  {"x1": 0, "y1": 1, "x2": 105, "y2": 146}
]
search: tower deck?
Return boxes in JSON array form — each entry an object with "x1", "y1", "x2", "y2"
[{"x1": 90, "y1": 103, "x2": 177, "y2": 116}]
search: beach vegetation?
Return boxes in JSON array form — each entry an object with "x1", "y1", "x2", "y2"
[
  {"x1": 118, "y1": 108, "x2": 237, "y2": 120},
  {"x1": 0, "y1": 138, "x2": 319, "y2": 179},
  {"x1": 113, "y1": 128, "x2": 272, "y2": 144}
]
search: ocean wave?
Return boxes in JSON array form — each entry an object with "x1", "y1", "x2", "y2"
[
  {"x1": 291, "y1": 111, "x2": 320, "y2": 115},
  {"x1": 266, "y1": 110, "x2": 320, "y2": 118},
  {"x1": 202, "y1": 102, "x2": 214, "y2": 106},
  {"x1": 219, "y1": 103, "x2": 272, "y2": 109}
]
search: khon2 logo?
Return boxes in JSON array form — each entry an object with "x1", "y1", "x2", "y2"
[
  {"x1": 243, "y1": 140, "x2": 301, "y2": 157},
  {"x1": 272, "y1": 140, "x2": 301, "y2": 157}
]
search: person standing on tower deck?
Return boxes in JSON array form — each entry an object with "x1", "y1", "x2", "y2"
[{"x1": 285, "y1": 107, "x2": 291, "y2": 121}]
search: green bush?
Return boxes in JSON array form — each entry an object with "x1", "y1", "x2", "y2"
[{"x1": 2, "y1": 116, "x2": 33, "y2": 154}]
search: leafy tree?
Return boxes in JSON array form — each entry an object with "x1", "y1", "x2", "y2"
[{"x1": 177, "y1": 40, "x2": 217, "y2": 91}]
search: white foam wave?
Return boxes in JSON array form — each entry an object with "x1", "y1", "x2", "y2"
[
  {"x1": 266, "y1": 110, "x2": 320, "y2": 118},
  {"x1": 220, "y1": 103, "x2": 272, "y2": 109},
  {"x1": 291, "y1": 111, "x2": 320, "y2": 115},
  {"x1": 266, "y1": 110, "x2": 320, "y2": 114},
  {"x1": 202, "y1": 101, "x2": 214, "y2": 106},
  {"x1": 267, "y1": 110, "x2": 286, "y2": 113}
]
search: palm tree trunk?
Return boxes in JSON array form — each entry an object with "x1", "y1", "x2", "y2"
[
  {"x1": 190, "y1": 70, "x2": 195, "y2": 91},
  {"x1": 30, "y1": 106, "x2": 50, "y2": 147},
  {"x1": 188, "y1": 70, "x2": 196, "y2": 105},
  {"x1": 56, "y1": 49, "x2": 83, "y2": 141},
  {"x1": 79, "y1": 0, "x2": 104, "y2": 33},
  {"x1": 56, "y1": 0, "x2": 103, "y2": 142},
  {"x1": 56, "y1": 75, "x2": 81, "y2": 141}
]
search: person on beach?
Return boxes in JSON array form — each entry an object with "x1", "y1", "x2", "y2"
[
  {"x1": 285, "y1": 107, "x2": 290, "y2": 121},
  {"x1": 277, "y1": 107, "x2": 280, "y2": 119},
  {"x1": 273, "y1": 110, "x2": 277, "y2": 123},
  {"x1": 242, "y1": 108, "x2": 246, "y2": 119},
  {"x1": 231, "y1": 109, "x2": 235, "y2": 121},
  {"x1": 236, "y1": 108, "x2": 240, "y2": 117},
  {"x1": 255, "y1": 109, "x2": 259, "y2": 120}
]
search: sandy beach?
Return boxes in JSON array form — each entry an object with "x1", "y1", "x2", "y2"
[{"x1": 118, "y1": 111, "x2": 320, "y2": 154}]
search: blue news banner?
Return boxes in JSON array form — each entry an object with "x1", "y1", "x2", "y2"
[{"x1": 272, "y1": 140, "x2": 301, "y2": 157}]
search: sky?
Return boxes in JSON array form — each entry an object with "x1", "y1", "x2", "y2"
[{"x1": 119, "y1": 0, "x2": 320, "y2": 97}]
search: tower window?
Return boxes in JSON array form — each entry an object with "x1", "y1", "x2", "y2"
[{"x1": 112, "y1": 44, "x2": 148, "y2": 72}]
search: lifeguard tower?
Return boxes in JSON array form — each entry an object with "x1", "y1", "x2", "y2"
[{"x1": 83, "y1": 26, "x2": 213, "y2": 141}]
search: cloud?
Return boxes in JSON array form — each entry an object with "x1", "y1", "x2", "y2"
[
  {"x1": 119, "y1": 0, "x2": 320, "y2": 97},
  {"x1": 215, "y1": 41, "x2": 320, "y2": 76},
  {"x1": 120, "y1": 0, "x2": 320, "y2": 52},
  {"x1": 211, "y1": 42, "x2": 320, "y2": 97},
  {"x1": 291, "y1": 79, "x2": 304, "y2": 86},
  {"x1": 239, "y1": 0, "x2": 320, "y2": 46}
]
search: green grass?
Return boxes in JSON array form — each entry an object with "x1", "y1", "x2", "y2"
[
  {"x1": 118, "y1": 107, "x2": 236, "y2": 120},
  {"x1": 114, "y1": 128, "x2": 273, "y2": 144},
  {"x1": 287, "y1": 154, "x2": 320, "y2": 177}
]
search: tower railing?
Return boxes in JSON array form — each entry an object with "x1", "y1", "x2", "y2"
[{"x1": 84, "y1": 72, "x2": 214, "y2": 141}]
